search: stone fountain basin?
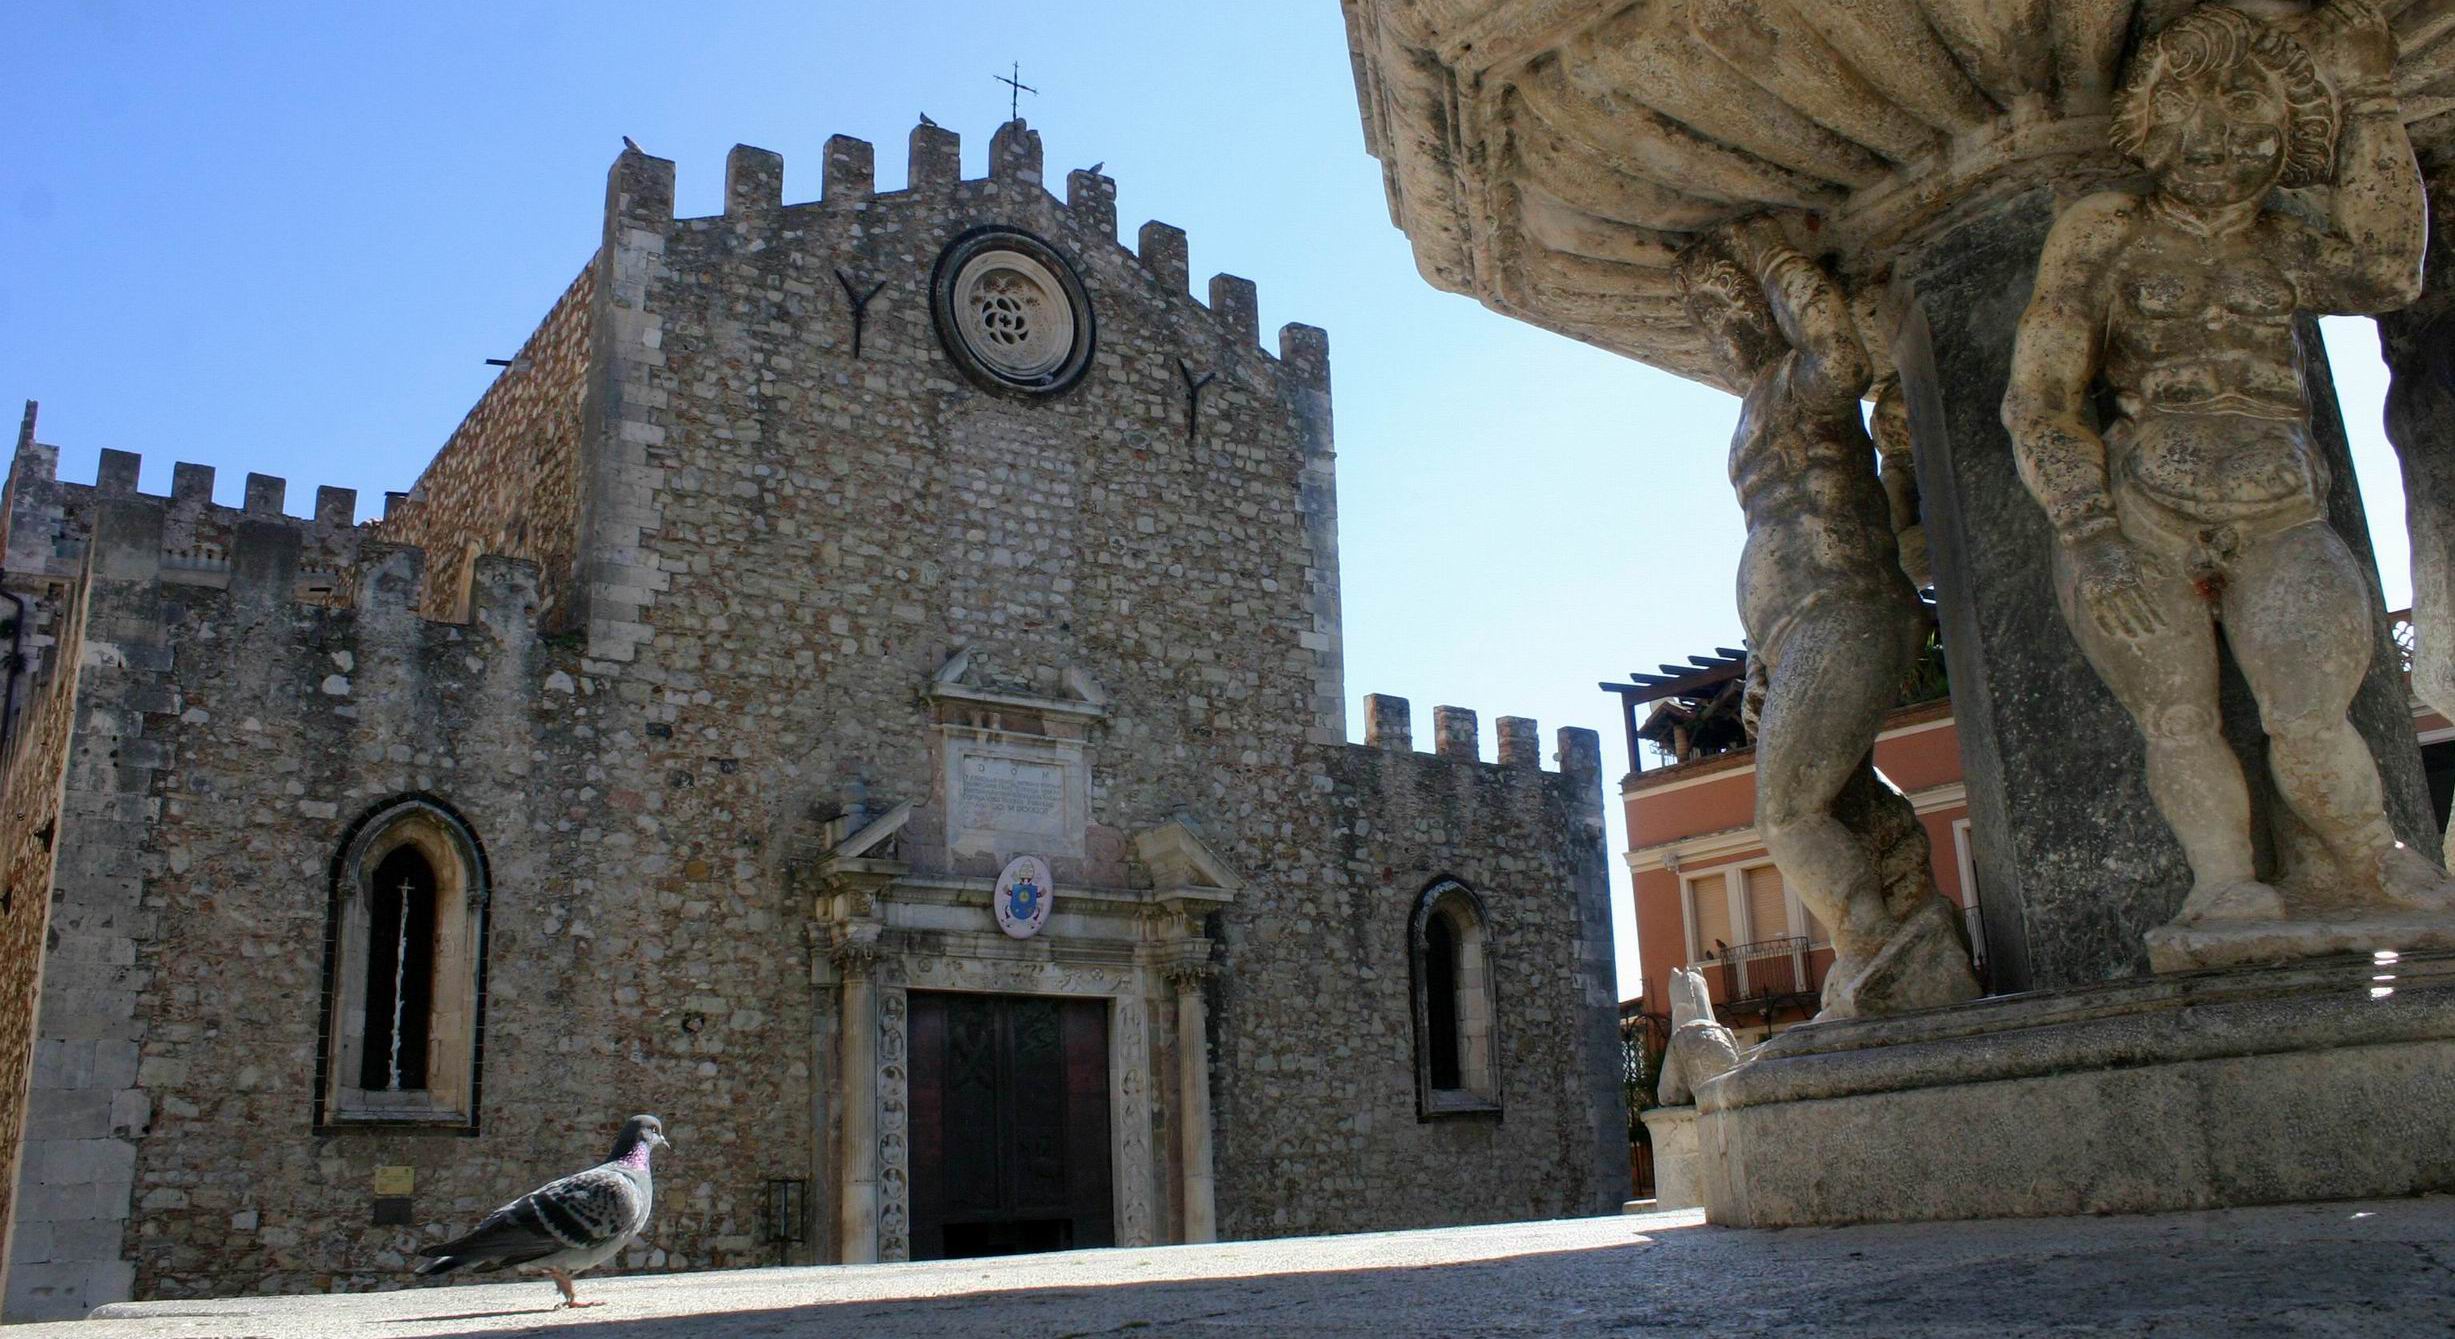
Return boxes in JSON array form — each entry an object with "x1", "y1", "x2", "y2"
[{"x1": 1344, "y1": 0, "x2": 2455, "y2": 388}]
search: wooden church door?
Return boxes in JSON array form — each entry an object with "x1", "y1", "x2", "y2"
[{"x1": 906, "y1": 993, "x2": 1114, "y2": 1259}]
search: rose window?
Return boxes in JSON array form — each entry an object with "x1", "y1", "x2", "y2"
[{"x1": 931, "y1": 229, "x2": 1094, "y2": 395}]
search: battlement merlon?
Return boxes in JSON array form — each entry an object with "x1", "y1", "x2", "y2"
[
  {"x1": 1356, "y1": 695, "x2": 1599, "y2": 779},
  {"x1": 3, "y1": 403, "x2": 61, "y2": 578},
  {"x1": 825, "y1": 134, "x2": 875, "y2": 200},
  {"x1": 989, "y1": 119, "x2": 1041, "y2": 188},
  {"x1": 1067, "y1": 169, "x2": 1117, "y2": 237},
  {"x1": 725, "y1": 144, "x2": 784, "y2": 219}
]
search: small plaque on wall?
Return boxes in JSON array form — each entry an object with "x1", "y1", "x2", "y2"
[
  {"x1": 373, "y1": 1165, "x2": 416, "y2": 1196},
  {"x1": 944, "y1": 733, "x2": 1088, "y2": 859}
]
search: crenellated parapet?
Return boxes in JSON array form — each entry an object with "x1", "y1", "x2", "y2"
[
  {"x1": 5, "y1": 410, "x2": 367, "y2": 600},
  {"x1": 577, "y1": 118, "x2": 1346, "y2": 735},
  {"x1": 1356, "y1": 691, "x2": 1601, "y2": 785},
  {"x1": 603, "y1": 119, "x2": 1332, "y2": 385},
  {"x1": 0, "y1": 411, "x2": 547, "y2": 697}
]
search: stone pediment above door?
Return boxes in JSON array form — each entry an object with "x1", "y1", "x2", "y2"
[
  {"x1": 1134, "y1": 816, "x2": 1241, "y2": 944},
  {"x1": 1134, "y1": 816, "x2": 1240, "y2": 902},
  {"x1": 927, "y1": 645, "x2": 1108, "y2": 728}
]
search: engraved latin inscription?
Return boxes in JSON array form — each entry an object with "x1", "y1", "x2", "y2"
[
  {"x1": 959, "y1": 755, "x2": 1068, "y2": 837},
  {"x1": 944, "y1": 737, "x2": 1087, "y2": 858}
]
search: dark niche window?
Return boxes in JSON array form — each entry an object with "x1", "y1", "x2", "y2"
[
  {"x1": 318, "y1": 799, "x2": 489, "y2": 1130},
  {"x1": 360, "y1": 845, "x2": 440, "y2": 1092},
  {"x1": 1410, "y1": 879, "x2": 1501, "y2": 1118},
  {"x1": 1425, "y1": 914, "x2": 1462, "y2": 1091}
]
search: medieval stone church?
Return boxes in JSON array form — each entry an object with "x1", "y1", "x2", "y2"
[{"x1": 0, "y1": 118, "x2": 1623, "y2": 1319}]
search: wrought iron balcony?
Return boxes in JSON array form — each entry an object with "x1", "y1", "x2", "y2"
[{"x1": 1710, "y1": 936, "x2": 1820, "y2": 1025}]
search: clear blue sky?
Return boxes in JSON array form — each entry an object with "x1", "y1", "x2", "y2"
[{"x1": 0, "y1": 2, "x2": 2417, "y2": 1001}]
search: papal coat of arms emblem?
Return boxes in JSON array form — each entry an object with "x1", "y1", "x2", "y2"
[{"x1": 993, "y1": 855, "x2": 1054, "y2": 940}]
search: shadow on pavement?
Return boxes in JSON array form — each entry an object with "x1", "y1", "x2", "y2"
[{"x1": 390, "y1": 1216, "x2": 2455, "y2": 1339}]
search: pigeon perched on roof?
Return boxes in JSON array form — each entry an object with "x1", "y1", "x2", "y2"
[{"x1": 414, "y1": 1114, "x2": 670, "y2": 1309}]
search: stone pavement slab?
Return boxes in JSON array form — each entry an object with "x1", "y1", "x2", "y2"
[{"x1": 36, "y1": 1197, "x2": 2455, "y2": 1337}]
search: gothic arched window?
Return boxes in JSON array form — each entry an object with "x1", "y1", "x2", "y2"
[
  {"x1": 318, "y1": 798, "x2": 489, "y2": 1129},
  {"x1": 1410, "y1": 879, "x2": 1501, "y2": 1117}
]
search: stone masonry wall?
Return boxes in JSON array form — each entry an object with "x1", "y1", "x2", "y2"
[
  {"x1": 1208, "y1": 724, "x2": 1623, "y2": 1237},
  {"x1": 4, "y1": 497, "x2": 186, "y2": 1319},
  {"x1": 0, "y1": 573, "x2": 83, "y2": 1298},
  {"x1": 372, "y1": 264, "x2": 596, "y2": 626},
  {"x1": 545, "y1": 125, "x2": 1375, "y2": 1258},
  {"x1": 4, "y1": 119, "x2": 1620, "y2": 1310},
  {"x1": 26, "y1": 502, "x2": 816, "y2": 1307},
  {"x1": 589, "y1": 121, "x2": 1615, "y2": 1245}
]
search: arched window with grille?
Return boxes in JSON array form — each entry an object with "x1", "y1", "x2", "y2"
[
  {"x1": 1410, "y1": 879, "x2": 1501, "y2": 1118},
  {"x1": 317, "y1": 798, "x2": 489, "y2": 1130}
]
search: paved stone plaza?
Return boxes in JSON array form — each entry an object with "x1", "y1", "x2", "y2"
[{"x1": 23, "y1": 1197, "x2": 2451, "y2": 1337}]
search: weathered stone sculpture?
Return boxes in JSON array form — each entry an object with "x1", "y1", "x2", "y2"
[
  {"x1": 2383, "y1": 170, "x2": 2455, "y2": 822},
  {"x1": 2004, "y1": 1, "x2": 2451, "y2": 970},
  {"x1": 1655, "y1": 966, "x2": 1741, "y2": 1107},
  {"x1": 1351, "y1": 0, "x2": 2455, "y2": 1233},
  {"x1": 1680, "y1": 221, "x2": 1981, "y2": 1018},
  {"x1": 1872, "y1": 380, "x2": 1933, "y2": 592}
]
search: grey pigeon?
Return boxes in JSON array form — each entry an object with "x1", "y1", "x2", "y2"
[
  {"x1": 919, "y1": 111, "x2": 937, "y2": 127},
  {"x1": 414, "y1": 1114, "x2": 670, "y2": 1309}
]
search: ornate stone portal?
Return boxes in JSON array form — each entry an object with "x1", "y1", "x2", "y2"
[
  {"x1": 808, "y1": 796, "x2": 1234, "y2": 1263},
  {"x1": 1349, "y1": 0, "x2": 2455, "y2": 1224}
]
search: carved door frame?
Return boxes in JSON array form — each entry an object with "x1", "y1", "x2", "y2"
[{"x1": 869, "y1": 953, "x2": 1156, "y2": 1262}]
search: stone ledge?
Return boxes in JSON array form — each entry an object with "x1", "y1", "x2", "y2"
[
  {"x1": 1709, "y1": 951, "x2": 2455, "y2": 1105},
  {"x1": 1698, "y1": 953, "x2": 2455, "y2": 1226}
]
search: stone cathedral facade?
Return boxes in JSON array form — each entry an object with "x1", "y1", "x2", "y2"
[{"x1": 0, "y1": 120, "x2": 1624, "y2": 1318}]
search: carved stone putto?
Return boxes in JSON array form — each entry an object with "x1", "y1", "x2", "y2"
[
  {"x1": 1681, "y1": 219, "x2": 1979, "y2": 1019},
  {"x1": 2003, "y1": 0, "x2": 2454, "y2": 970}
]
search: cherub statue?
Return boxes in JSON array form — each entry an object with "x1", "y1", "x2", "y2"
[
  {"x1": 2002, "y1": 0, "x2": 2446, "y2": 946},
  {"x1": 1679, "y1": 219, "x2": 1982, "y2": 1019},
  {"x1": 1656, "y1": 967, "x2": 1741, "y2": 1106}
]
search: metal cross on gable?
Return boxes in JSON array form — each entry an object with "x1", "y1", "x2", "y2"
[{"x1": 994, "y1": 61, "x2": 1037, "y2": 122}]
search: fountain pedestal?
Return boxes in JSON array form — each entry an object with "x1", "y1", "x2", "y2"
[{"x1": 1696, "y1": 952, "x2": 2455, "y2": 1225}]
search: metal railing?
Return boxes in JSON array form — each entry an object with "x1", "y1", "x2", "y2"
[{"x1": 1710, "y1": 936, "x2": 1819, "y2": 1019}]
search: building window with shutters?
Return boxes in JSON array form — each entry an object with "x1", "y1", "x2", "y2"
[
  {"x1": 1680, "y1": 869, "x2": 1733, "y2": 967},
  {"x1": 1409, "y1": 879, "x2": 1500, "y2": 1118},
  {"x1": 316, "y1": 797, "x2": 490, "y2": 1131},
  {"x1": 1683, "y1": 859, "x2": 1823, "y2": 1032}
]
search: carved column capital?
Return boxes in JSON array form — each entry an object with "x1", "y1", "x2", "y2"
[
  {"x1": 830, "y1": 935, "x2": 884, "y2": 979},
  {"x1": 1162, "y1": 954, "x2": 1216, "y2": 992}
]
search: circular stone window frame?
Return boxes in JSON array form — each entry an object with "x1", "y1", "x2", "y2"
[{"x1": 930, "y1": 225, "x2": 1097, "y2": 398}]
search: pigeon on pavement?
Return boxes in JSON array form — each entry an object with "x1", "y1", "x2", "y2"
[{"x1": 414, "y1": 1113, "x2": 670, "y2": 1308}]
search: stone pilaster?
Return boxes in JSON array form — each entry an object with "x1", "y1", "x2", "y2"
[
  {"x1": 1164, "y1": 960, "x2": 1217, "y2": 1244},
  {"x1": 576, "y1": 145, "x2": 674, "y2": 660},
  {"x1": 830, "y1": 938, "x2": 881, "y2": 1265}
]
